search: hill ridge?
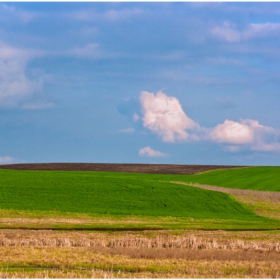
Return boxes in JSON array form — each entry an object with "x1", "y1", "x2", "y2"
[{"x1": 0, "y1": 163, "x2": 246, "y2": 174}]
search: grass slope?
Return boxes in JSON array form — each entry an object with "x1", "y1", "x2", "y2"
[
  {"x1": 177, "y1": 166, "x2": 280, "y2": 191},
  {"x1": 0, "y1": 169, "x2": 256, "y2": 220}
]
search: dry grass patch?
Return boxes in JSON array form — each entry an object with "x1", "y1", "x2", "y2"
[
  {"x1": 0, "y1": 247, "x2": 280, "y2": 278},
  {"x1": 0, "y1": 209, "x2": 194, "y2": 230},
  {"x1": 0, "y1": 209, "x2": 143, "y2": 225},
  {"x1": 0, "y1": 230, "x2": 280, "y2": 277},
  {"x1": 1, "y1": 229, "x2": 280, "y2": 251}
]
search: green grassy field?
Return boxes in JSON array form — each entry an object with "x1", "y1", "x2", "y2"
[
  {"x1": 81, "y1": 166, "x2": 280, "y2": 192},
  {"x1": 0, "y1": 167, "x2": 280, "y2": 230},
  {"x1": 0, "y1": 169, "x2": 255, "y2": 219},
  {"x1": 174, "y1": 166, "x2": 280, "y2": 191},
  {"x1": 1, "y1": 166, "x2": 280, "y2": 278}
]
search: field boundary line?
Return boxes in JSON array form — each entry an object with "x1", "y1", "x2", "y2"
[{"x1": 170, "y1": 181, "x2": 280, "y2": 202}]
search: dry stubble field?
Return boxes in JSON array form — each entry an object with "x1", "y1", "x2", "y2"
[
  {"x1": 1, "y1": 229, "x2": 280, "y2": 278},
  {"x1": 0, "y1": 163, "x2": 280, "y2": 278}
]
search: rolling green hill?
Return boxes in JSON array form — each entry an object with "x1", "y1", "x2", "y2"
[
  {"x1": 0, "y1": 169, "x2": 257, "y2": 220},
  {"x1": 177, "y1": 166, "x2": 280, "y2": 191}
]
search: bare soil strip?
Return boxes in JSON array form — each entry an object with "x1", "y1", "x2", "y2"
[
  {"x1": 1, "y1": 226, "x2": 280, "y2": 232},
  {"x1": 172, "y1": 182, "x2": 280, "y2": 202},
  {"x1": 0, "y1": 163, "x2": 246, "y2": 174},
  {"x1": 0, "y1": 227, "x2": 164, "y2": 231}
]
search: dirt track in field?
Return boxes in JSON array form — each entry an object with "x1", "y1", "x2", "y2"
[{"x1": 0, "y1": 163, "x2": 246, "y2": 174}]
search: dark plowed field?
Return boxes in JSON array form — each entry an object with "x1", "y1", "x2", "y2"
[{"x1": 0, "y1": 163, "x2": 246, "y2": 174}]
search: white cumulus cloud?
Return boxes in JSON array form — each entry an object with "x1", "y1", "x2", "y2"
[
  {"x1": 137, "y1": 90, "x2": 280, "y2": 153},
  {"x1": 246, "y1": 119, "x2": 280, "y2": 152},
  {"x1": 210, "y1": 119, "x2": 280, "y2": 152},
  {"x1": 140, "y1": 91, "x2": 199, "y2": 142},
  {"x1": 210, "y1": 119, "x2": 254, "y2": 144},
  {"x1": 139, "y1": 146, "x2": 168, "y2": 158}
]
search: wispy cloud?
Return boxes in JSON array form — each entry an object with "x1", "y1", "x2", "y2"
[
  {"x1": 67, "y1": 43, "x2": 114, "y2": 60},
  {"x1": 245, "y1": 23, "x2": 280, "y2": 39},
  {"x1": 117, "y1": 98, "x2": 141, "y2": 122},
  {"x1": 211, "y1": 22, "x2": 241, "y2": 42},
  {"x1": 0, "y1": 4, "x2": 36, "y2": 23},
  {"x1": 211, "y1": 22, "x2": 280, "y2": 43},
  {"x1": 139, "y1": 146, "x2": 168, "y2": 158},
  {"x1": 133, "y1": 113, "x2": 140, "y2": 122},
  {"x1": 205, "y1": 56, "x2": 243, "y2": 66},
  {"x1": 118, "y1": 128, "x2": 135, "y2": 134},
  {"x1": 0, "y1": 156, "x2": 16, "y2": 164},
  {"x1": 159, "y1": 70, "x2": 229, "y2": 85},
  {"x1": 0, "y1": 43, "x2": 51, "y2": 109},
  {"x1": 215, "y1": 97, "x2": 238, "y2": 109},
  {"x1": 103, "y1": 8, "x2": 144, "y2": 21},
  {"x1": 22, "y1": 101, "x2": 55, "y2": 110},
  {"x1": 0, "y1": 51, "x2": 41, "y2": 107},
  {"x1": 69, "y1": 8, "x2": 144, "y2": 22}
]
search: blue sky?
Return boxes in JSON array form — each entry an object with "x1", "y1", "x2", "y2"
[{"x1": 1, "y1": 2, "x2": 280, "y2": 166}]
